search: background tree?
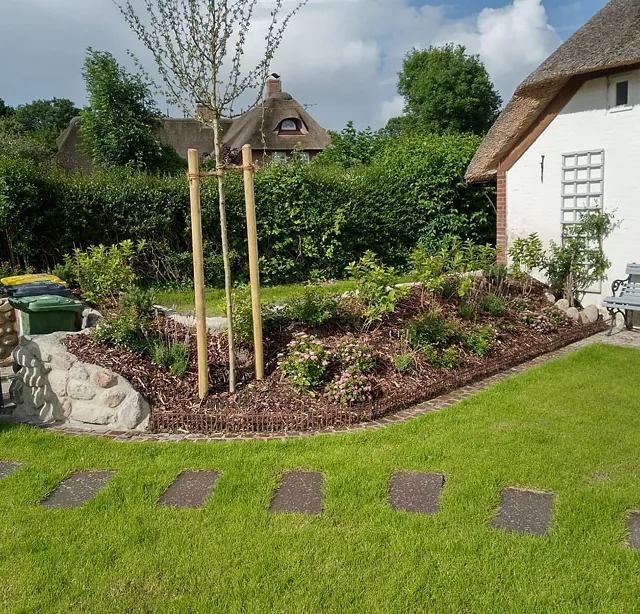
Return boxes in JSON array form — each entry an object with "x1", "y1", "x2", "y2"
[
  {"x1": 12, "y1": 98, "x2": 79, "y2": 151},
  {"x1": 81, "y1": 48, "x2": 182, "y2": 172},
  {"x1": 387, "y1": 43, "x2": 502, "y2": 136},
  {"x1": 0, "y1": 99, "x2": 13, "y2": 118},
  {"x1": 313, "y1": 121, "x2": 387, "y2": 168},
  {"x1": 114, "y1": 0, "x2": 308, "y2": 391}
]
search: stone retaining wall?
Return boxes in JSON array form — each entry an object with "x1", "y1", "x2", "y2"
[
  {"x1": 0, "y1": 299, "x2": 18, "y2": 366},
  {"x1": 10, "y1": 332, "x2": 149, "y2": 432}
]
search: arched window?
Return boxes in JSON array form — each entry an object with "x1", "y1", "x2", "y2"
[{"x1": 280, "y1": 119, "x2": 297, "y2": 131}]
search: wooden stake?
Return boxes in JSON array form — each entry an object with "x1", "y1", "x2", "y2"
[
  {"x1": 187, "y1": 149, "x2": 209, "y2": 400},
  {"x1": 242, "y1": 144, "x2": 264, "y2": 380}
]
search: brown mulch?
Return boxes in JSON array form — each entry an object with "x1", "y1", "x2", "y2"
[{"x1": 63, "y1": 287, "x2": 606, "y2": 434}]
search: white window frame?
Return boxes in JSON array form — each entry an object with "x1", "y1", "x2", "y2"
[
  {"x1": 561, "y1": 150, "x2": 605, "y2": 293},
  {"x1": 608, "y1": 73, "x2": 634, "y2": 113}
]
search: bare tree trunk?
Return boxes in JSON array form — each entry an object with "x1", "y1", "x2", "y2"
[{"x1": 212, "y1": 112, "x2": 236, "y2": 393}]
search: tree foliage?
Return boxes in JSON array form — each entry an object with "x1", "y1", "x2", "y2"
[
  {"x1": 314, "y1": 121, "x2": 387, "y2": 168},
  {"x1": 388, "y1": 43, "x2": 502, "y2": 135},
  {"x1": 80, "y1": 48, "x2": 181, "y2": 172},
  {"x1": 12, "y1": 98, "x2": 79, "y2": 151},
  {"x1": 0, "y1": 99, "x2": 13, "y2": 118}
]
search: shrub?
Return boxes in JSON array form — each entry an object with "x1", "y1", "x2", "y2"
[
  {"x1": 92, "y1": 313, "x2": 149, "y2": 354},
  {"x1": 69, "y1": 240, "x2": 146, "y2": 307},
  {"x1": 151, "y1": 339, "x2": 189, "y2": 377},
  {"x1": 458, "y1": 302, "x2": 477, "y2": 321},
  {"x1": 520, "y1": 308, "x2": 567, "y2": 333},
  {"x1": 393, "y1": 353, "x2": 414, "y2": 374},
  {"x1": 120, "y1": 286, "x2": 156, "y2": 321},
  {"x1": 334, "y1": 337, "x2": 376, "y2": 374},
  {"x1": 231, "y1": 285, "x2": 290, "y2": 343},
  {"x1": 407, "y1": 311, "x2": 461, "y2": 348},
  {"x1": 327, "y1": 367, "x2": 374, "y2": 406},
  {"x1": 422, "y1": 345, "x2": 459, "y2": 370},
  {"x1": 484, "y1": 264, "x2": 508, "y2": 286},
  {"x1": 346, "y1": 251, "x2": 409, "y2": 327},
  {"x1": 463, "y1": 326, "x2": 496, "y2": 356},
  {"x1": 481, "y1": 293, "x2": 505, "y2": 317},
  {"x1": 285, "y1": 286, "x2": 340, "y2": 326},
  {"x1": 278, "y1": 333, "x2": 330, "y2": 391}
]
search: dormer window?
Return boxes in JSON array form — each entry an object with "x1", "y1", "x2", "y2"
[{"x1": 280, "y1": 119, "x2": 297, "y2": 131}]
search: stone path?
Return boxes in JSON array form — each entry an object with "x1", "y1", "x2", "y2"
[
  {"x1": 0, "y1": 461, "x2": 638, "y2": 549},
  {"x1": 491, "y1": 488, "x2": 555, "y2": 536},
  {"x1": 389, "y1": 472, "x2": 444, "y2": 514},
  {"x1": 41, "y1": 471, "x2": 114, "y2": 509},
  {"x1": 269, "y1": 471, "x2": 324, "y2": 514},
  {"x1": 158, "y1": 470, "x2": 220, "y2": 508}
]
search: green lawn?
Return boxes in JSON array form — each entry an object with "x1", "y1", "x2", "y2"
[
  {"x1": 2, "y1": 343, "x2": 640, "y2": 613},
  {"x1": 153, "y1": 280, "x2": 356, "y2": 316}
]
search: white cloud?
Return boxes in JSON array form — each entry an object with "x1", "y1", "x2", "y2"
[{"x1": 0, "y1": 0, "x2": 562, "y2": 130}]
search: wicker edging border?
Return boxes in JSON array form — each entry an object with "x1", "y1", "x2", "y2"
[{"x1": 150, "y1": 321, "x2": 607, "y2": 435}]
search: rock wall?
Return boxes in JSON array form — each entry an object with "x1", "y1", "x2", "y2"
[
  {"x1": 0, "y1": 299, "x2": 18, "y2": 366},
  {"x1": 10, "y1": 332, "x2": 149, "y2": 432}
]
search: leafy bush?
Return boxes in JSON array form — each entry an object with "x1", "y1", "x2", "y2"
[
  {"x1": 481, "y1": 293, "x2": 505, "y2": 317},
  {"x1": 393, "y1": 353, "x2": 414, "y2": 374},
  {"x1": 407, "y1": 311, "x2": 461, "y2": 348},
  {"x1": 463, "y1": 326, "x2": 496, "y2": 356},
  {"x1": 68, "y1": 240, "x2": 146, "y2": 307},
  {"x1": 278, "y1": 333, "x2": 330, "y2": 391},
  {"x1": 334, "y1": 338, "x2": 376, "y2": 374},
  {"x1": 120, "y1": 286, "x2": 156, "y2": 321},
  {"x1": 92, "y1": 313, "x2": 149, "y2": 354},
  {"x1": 484, "y1": 264, "x2": 508, "y2": 286},
  {"x1": 422, "y1": 345, "x2": 459, "y2": 370},
  {"x1": 51, "y1": 260, "x2": 77, "y2": 287},
  {"x1": 458, "y1": 302, "x2": 477, "y2": 321},
  {"x1": 285, "y1": 286, "x2": 340, "y2": 326},
  {"x1": 327, "y1": 367, "x2": 374, "y2": 406},
  {"x1": 520, "y1": 308, "x2": 567, "y2": 333},
  {"x1": 508, "y1": 234, "x2": 546, "y2": 279},
  {"x1": 231, "y1": 285, "x2": 290, "y2": 343},
  {"x1": 346, "y1": 251, "x2": 409, "y2": 327},
  {"x1": 151, "y1": 340, "x2": 189, "y2": 377}
]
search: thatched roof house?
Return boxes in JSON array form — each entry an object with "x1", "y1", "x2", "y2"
[{"x1": 466, "y1": 0, "x2": 640, "y2": 183}]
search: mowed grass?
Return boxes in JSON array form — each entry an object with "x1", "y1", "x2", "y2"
[
  {"x1": 2, "y1": 343, "x2": 640, "y2": 613},
  {"x1": 153, "y1": 280, "x2": 356, "y2": 316}
]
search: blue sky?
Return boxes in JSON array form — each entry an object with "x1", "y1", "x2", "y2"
[{"x1": 0, "y1": 0, "x2": 612, "y2": 130}]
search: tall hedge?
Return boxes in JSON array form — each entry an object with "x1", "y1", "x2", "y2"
[{"x1": 0, "y1": 132, "x2": 494, "y2": 285}]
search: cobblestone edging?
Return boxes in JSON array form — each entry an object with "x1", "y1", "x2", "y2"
[{"x1": 2, "y1": 328, "x2": 637, "y2": 443}]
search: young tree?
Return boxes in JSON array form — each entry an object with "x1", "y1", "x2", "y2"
[
  {"x1": 13, "y1": 98, "x2": 79, "y2": 151},
  {"x1": 81, "y1": 48, "x2": 181, "y2": 171},
  {"x1": 113, "y1": 0, "x2": 307, "y2": 391},
  {"x1": 387, "y1": 44, "x2": 502, "y2": 136}
]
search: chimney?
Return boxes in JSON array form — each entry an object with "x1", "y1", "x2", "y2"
[
  {"x1": 196, "y1": 103, "x2": 213, "y2": 122},
  {"x1": 266, "y1": 78, "x2": 282, "y2": 99}
]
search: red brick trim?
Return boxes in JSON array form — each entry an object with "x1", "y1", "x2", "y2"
[{"x1": 496, "y1": 167, "x2": 507, "y2": 265}]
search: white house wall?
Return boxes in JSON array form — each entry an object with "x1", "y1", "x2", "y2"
[{"x1": 506, "y1": 70, "x2": 640, "y2": 305}]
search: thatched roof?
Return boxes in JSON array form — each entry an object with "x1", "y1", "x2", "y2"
[
  {"x1": 224, "y1": 92, "x2": 330, "y2": 152},
  {"x1": 466, "y1": 0, "x2": 640, "y2": 183}
]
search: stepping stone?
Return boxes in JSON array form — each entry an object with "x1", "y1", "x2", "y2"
[
  {"x1": 626, "y1": 511, "x2": 640, "y2": 551},
  {"x1": 0, "y1": 461, "x2": 23, "y2": 481},
  {"x1": 491, "y1": 487, "x2": 554, "y2": 536},
  {"x1": 270, "y1": 471, "x2": 323, "y2": 514},
  {"x1": 158, "y1": 470, "x2": 220, "y2": 508},
  {"x1": 389, "y1": 472, "x2": 444, "y2": 514},
  {"x1": 41, "y1": 471, "x2": 114, "y2": 509}
]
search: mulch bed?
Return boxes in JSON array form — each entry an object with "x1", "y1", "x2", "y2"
[{"x1": 63, "y1": 286, "x2": 607, "y2": 434}]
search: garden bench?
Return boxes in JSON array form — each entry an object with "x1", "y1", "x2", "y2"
[{"x1": 603, "y1": 263, "x2": 640, "y2": 335}]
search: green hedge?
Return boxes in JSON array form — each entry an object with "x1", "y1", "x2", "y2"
[{"x1": 0, "y1": 132, "x2": 494, "y2": 286}]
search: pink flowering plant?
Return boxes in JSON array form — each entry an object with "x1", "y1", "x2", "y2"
[
  {"x1": 521, "y1": 308, "x2": 567, "y2": 333},
  {"x1": 278, "y1": 332, "x2": 330, "y2": 391},
  {"x1": 328, "y1": 366, "x2": 374, "y2": 406},
  {"x1": 334, "y1": 338, "x2": 376, "y2": 374}
]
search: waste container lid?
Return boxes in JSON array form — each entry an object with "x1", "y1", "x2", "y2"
[
  {"x1": 1, "y1": 273, "x2": 67, "y2": 287},
  {"x1": 9, "y1": 295, "x2": 84, "y2": 313}
]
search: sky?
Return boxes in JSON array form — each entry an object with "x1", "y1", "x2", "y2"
[{"x1": 0, "y1": 0, "x2": 609, "y2": 131}]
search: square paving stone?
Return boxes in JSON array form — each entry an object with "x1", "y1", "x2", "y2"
[
  {"x1": 389, "y1": 472, "x2": 445, "y2": 514},
  {"x1": 0, "y1": 461, "x2": 23, "y2": 481},
  {"x1": 491, "y1": 487, "x2": 555, "y2": 536},
  {"x1": 158, "y1": 470, "x2": 220, "y2": 508},
  {"x1": 41, "y1": 471, "x2": 114, "y2": 509},
  {"x1": 270, "y1": 471, "x2": 323, "y2": 514},
  {"x1": 626, "y1": 511, "x2": 640, "y2": 551}
]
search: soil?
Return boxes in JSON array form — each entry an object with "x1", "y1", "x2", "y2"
[{"x1": 63, "y1": 283, "x2": 605, "y2": 434}]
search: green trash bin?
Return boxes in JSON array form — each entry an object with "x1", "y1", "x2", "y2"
[{"x1": 9, "y1": 295, "x2": 84, "y2": 335}]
